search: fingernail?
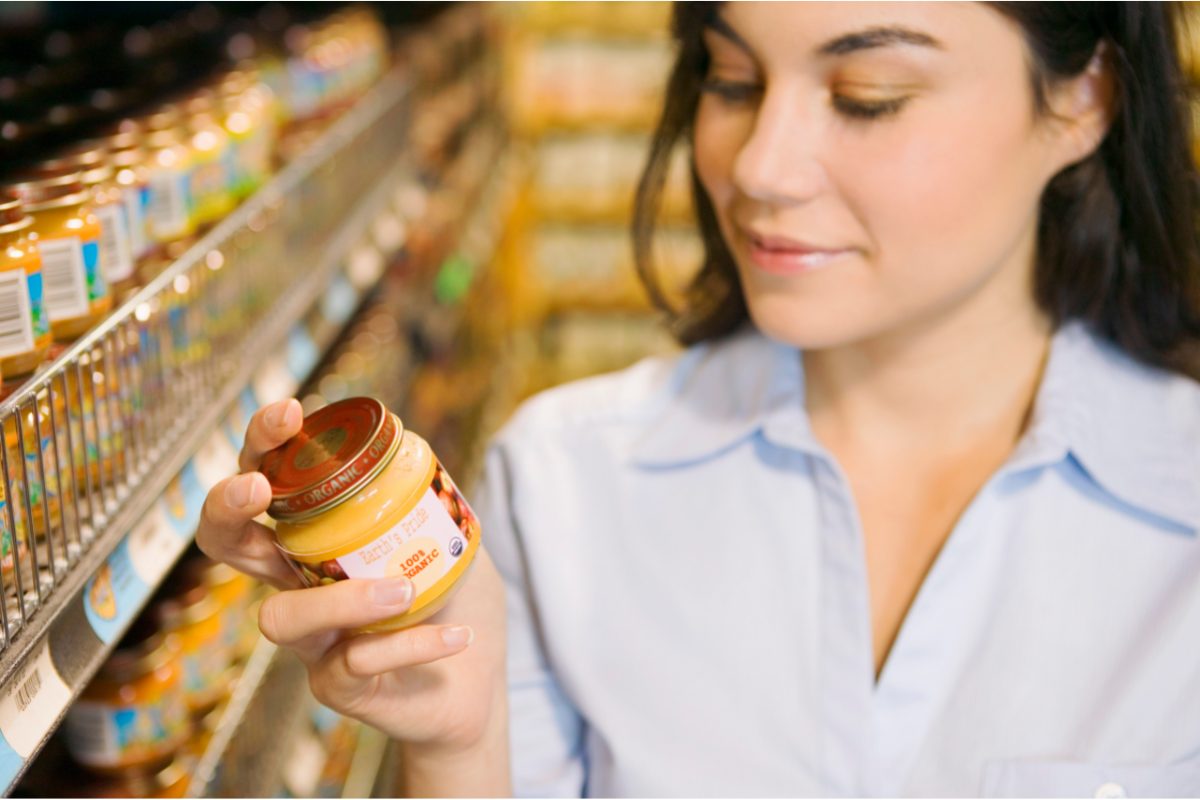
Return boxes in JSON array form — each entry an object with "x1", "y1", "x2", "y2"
[
  {"x1": 369, "y1": 577, "x2": 413, "y2": 607},
  {"x1": 225, "y1": 474, "x2": 256, "y2": 508},
  {"x1": 282, "y1": 399, "x2": 301, "y2": 429},
  {"x1": 441, "y1": 626, "x2": 473, "y2": 648},
  {"x1": 266, "y1": 400, "x2": 290, "y2": 428}
]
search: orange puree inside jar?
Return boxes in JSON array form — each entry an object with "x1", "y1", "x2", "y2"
[{"x1": 261, "y1": 397, "x2": 482, "y2": 631}]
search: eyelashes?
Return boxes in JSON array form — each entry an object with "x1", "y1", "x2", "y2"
[{"x1": 699, "y1": 78, "x2": 911, "y2": 121}]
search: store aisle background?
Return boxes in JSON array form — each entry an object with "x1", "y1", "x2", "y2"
[{"x1": 0, "y1": 2, "x2": 698, "y2": 797}]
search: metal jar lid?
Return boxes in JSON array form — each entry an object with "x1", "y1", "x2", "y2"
[
  {"x1": 8, "y1": 170, "x2": 89, "y2": 211},
  {"x1": 260, "y1": 397, "x2": 404, "y2": 520}
]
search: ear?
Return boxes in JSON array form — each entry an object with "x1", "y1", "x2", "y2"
[{"x1": 1044, "y1": 42, "x2": 1118, "y2": 169}]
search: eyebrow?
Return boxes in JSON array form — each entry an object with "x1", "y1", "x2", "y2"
[
  {"x1": 819, "y1": 26, "x2": 943, "y2": 56},
  {"x1": 705, "y1": 16, "x2": 943, "y2": 59}
]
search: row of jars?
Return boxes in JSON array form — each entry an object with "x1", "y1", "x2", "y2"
[{"x1": 53, "y1": 551, "x2": 263, "y2": 797}]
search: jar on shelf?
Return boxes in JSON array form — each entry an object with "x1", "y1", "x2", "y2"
[
  {"x1": 261, "y1": 397, "x2": 483, "y2": 631},
  {"x1": 219, "y1": 68, "x2": 278, "y2": 201},
  {"x1": 64, "y1": 617, "x2": 192, "y2": 775},
  {"x1": 197, "y1": 558, "x2": 259, "y2": 661},
  {"x1": 48, "y1": 341, "x2": 126, "y2": 495},
  {"x1": 155, "y1": 566, "x2": 234, "y2": 715},
  {"x1": 8, "y1": 171, "x2": 112, "y2": 342},
  {"x1": 183, "y1": 92, "x2": 235, "y2": 229},
  {"x1": 0, "y1": 380, "x2": 75, "y2": 547},
  {"x1": 142, "y1": 110, "x2": 195, "y2": 250},
  {"x1": 107, "y1": 131, "x2": 153, "y2": 265},
  {"x1": 38, "y1": 148, "x2": 139, "y2": 300},
  {"x1": 0, "y1": 191, "x2": 51, "y2": 377}
]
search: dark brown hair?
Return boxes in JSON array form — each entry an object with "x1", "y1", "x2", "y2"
[{"x1": 633, "y1": 2, "x2": 1200, "y2": 378}]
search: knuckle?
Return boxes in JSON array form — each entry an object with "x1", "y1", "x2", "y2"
[
  {"x1": 340, "y1": 641, "x2": 373, "y2": 680},
  {"x1": 257, "y1": 595, "x2": 289, "y2": 644}
]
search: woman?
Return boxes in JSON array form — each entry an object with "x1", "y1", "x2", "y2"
[{"x1": 198, "y1": 3, "x2": 1200, "y2": 795}]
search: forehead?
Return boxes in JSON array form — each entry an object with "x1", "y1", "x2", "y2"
[{"x1": 712, "y1": 2, "x2": 1024, "y2": 65}]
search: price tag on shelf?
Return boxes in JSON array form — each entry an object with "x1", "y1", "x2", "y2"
[
  {"x1": 222, "y1": 387, "x2": 260, "y2": 453},
  {"x1": 285, "y1": 324, "x2": 320, "y2": 383},
  {"x1": 319, "y1": 272, "x2": 359, "y2": 327},
  {"x1": 83, "y1": 536, "x2": 151, "y2": 644},
  {"x1": 372, "y1": 209, "x2": 406, "y2": 254},
  {"x1": 127, "y1": 505, "x2": 183, "y2": 586},
  {"x1": 159, "y1": 460, "x2": 204, "y2": 538},
  {"x1": 282, "y1": 726, "x2": 326, "y2": 798},
  {"x1": 346, "y1": 243, "x2": 384, "y2": 291},
  {"x1": 252, "y1": 354, "x2": 297, "y2": 407},
  {"x1": 193, "y1": 430, "x2": 238, "y2": 490},
  {"x1": 0, "y1": 640, "x2": 70, "y2": 762}
]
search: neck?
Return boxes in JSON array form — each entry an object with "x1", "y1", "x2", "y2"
[{"x1": 803, "y1": 297, "x2": 1053, "y2": 459}]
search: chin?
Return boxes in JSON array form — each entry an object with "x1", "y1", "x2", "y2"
[{"x1": 743, "y1": 294, "x2": 888, "y2": 352}]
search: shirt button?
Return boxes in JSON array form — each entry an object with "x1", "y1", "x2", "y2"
[{"x1": 1094, "y1": 783, "x2": 1126, "y2": 799}]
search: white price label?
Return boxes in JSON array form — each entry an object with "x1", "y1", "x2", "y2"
[
  {"x1": 0, "y1": 640, "x2": 70, "y2": 758},
  {"x1": 252, "y1": 355, "x2": 297, "y2": 406},
  {"x1": 127, "y1": 507, "x2": 184, "y2": 584},
  {"x1": 282, "y1": 727, "x2": 326, "y2": 798},
  {"x1": 193, "y1": 432, "x2": 238, "y2": 490},
  {"x1": 372, "y1": 210, "x2": 406, "y2": 253},
  {"x1": 346, "y1": 244, "x2": 384, "y2": 291}
]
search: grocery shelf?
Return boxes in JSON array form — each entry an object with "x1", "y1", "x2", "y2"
[
  {"x1": 0, "y1": 66, "x2": 419, "y2": 794},
  {"x1": 186, "y1": 639, "x2": 308, "y2": 798}
]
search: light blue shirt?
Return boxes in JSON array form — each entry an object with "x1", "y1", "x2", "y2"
[{"x1": 476, "y1": 321, "x2": 1200, "y2": 797}]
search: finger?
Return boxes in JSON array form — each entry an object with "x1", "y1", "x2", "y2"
[
  {"x1": 309, "y1": 624, "x2": 474, "y2": 711},
  {"x1": 239, "y1": 398, "x2": 302, "y2": 473},
  {"x1": 197, "y1": 472, "x2": 300, "y2": 590},
  {"x1": 258, "y1": 577, "x2": 418, "y2": 654}
]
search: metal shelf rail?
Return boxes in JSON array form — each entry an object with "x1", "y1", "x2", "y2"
[{"x1": 0, "y1": 68, "x2": 416, "y2": 794}]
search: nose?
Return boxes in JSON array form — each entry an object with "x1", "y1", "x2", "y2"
[{"x1": 732, "y1": 88, "x2": 827, "y2": 206}]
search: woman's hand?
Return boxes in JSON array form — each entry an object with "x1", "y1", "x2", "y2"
[{"x1": 196, "y1": 399, "x2": 509, "y2": 757}]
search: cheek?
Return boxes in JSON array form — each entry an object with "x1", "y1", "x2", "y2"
[
  {"x1": 849, "y1": 91, "x2": 1046, "y2": 288},
  {"x1": 693, "y1": 99, "x2": 751, "y2": 210}
]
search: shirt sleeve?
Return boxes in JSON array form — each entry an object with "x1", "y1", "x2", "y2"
[{"x1": 474, "y1": 441, "x2": 588, "y2": 798}]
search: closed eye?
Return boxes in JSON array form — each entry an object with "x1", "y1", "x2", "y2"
[{"x1": 700, "y1": 78, "x2": 764, "y2": 104}]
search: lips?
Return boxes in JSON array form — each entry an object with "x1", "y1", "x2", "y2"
[{"x1": 742, "y1": 229, "x2": 854, "y2": 276}]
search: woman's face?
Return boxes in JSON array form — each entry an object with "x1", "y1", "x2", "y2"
[{"x1": 693, "y1": 2, "x2": 1104, "y2": 349}]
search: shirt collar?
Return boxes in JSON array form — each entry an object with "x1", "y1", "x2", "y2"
[{"x1": 632, "y1": 321, "x2": 1200, "y2": 532}]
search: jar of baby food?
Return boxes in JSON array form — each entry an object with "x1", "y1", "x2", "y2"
[
  {"x1": 0, "y1": 192, "x2": 51, "y2": 377},
  {"x1": 143, "y1": 111, "x2": 195, "y2": 247},
  {"x1": 8, "y1": 171, "x2": 111, "y2": 341},
  {"x1": 39, "y1": 148, "x2": 138, "y2": 299},
  {"x1": 107, "y1": 132, "x2": 152, "y2": 264},
  {"x1": 261, "y1": 397, "x2": 482, "y2": 631},
  {"x1": 155, "y1": 568, "x2": 233, "y2": 714},
  {"x1": 65, "y1": 618, "x2": 191, "y2": 775},
  {"x1": 184, "y1": 92, "x2": 235, "y2": 228}
]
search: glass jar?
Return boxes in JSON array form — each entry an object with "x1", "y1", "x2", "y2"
[
  {"x1": 219, "y1": 68, "x2": 278, "y2": 200},
  {"x1": 155, "y1": 569, "x2": 234, "y2": 715},
  {"x1": 142, "y1": 110, "x2": 195, "y2": 247},
  {"x1": 184, "y1": 93, "x2": 235, "y2": 229},
  {"x1": 1, "y1": 381, "x2": 74, "y2": 546},
  {"x1": 261, "y1": 397, "x2": 482, "y2": 631},
  {"x1": 198, "y1": 558, "x2": 259, "y2": 661},
  {"x1": 64, "y1": 618, "x2": 191, "y2": 775},
  {"x1": 0, "y1": 192, "x2": 51, "y2": 377},
  {"x1": 8, "y1": 171, "x2": 111, "y2": 342},
  {"x1": 39, "y1": 149, "x2": 138, "y2": 300},
  {"x1": 48, "y1": 341, "x2": 125, "y2": 493},
  {"x1": 108, "y1": 132, "x2": 153, "y2": 264}
]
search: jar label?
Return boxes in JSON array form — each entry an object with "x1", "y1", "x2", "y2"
[
  {"x1": 281, "y1": 461, "x2": 482, "y2": 616},
  {"x1": 124, "y1": 186, "x2": 149, "y2": 259},
  {"x1": 0, "y1": 269, "x2": 37, "y2": 358},
  {"x1": 65, "y1": 695, "x2": 189, "y2": 768},
  {"x1": 148, "y1": 169, "x2": 191, "y2": 242},
  {"x1": 96, "y1": 204, "x2": 135, "y2": 283},
  {"x1": 36, "y1": 238, "x2": 89, "y2": 321},
  {"x1": 27, "y1": 271, "x2": 48, "y2": 340},
  {"x1": 83, "y1": 238, "x2": 105, "y2": 303}
]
